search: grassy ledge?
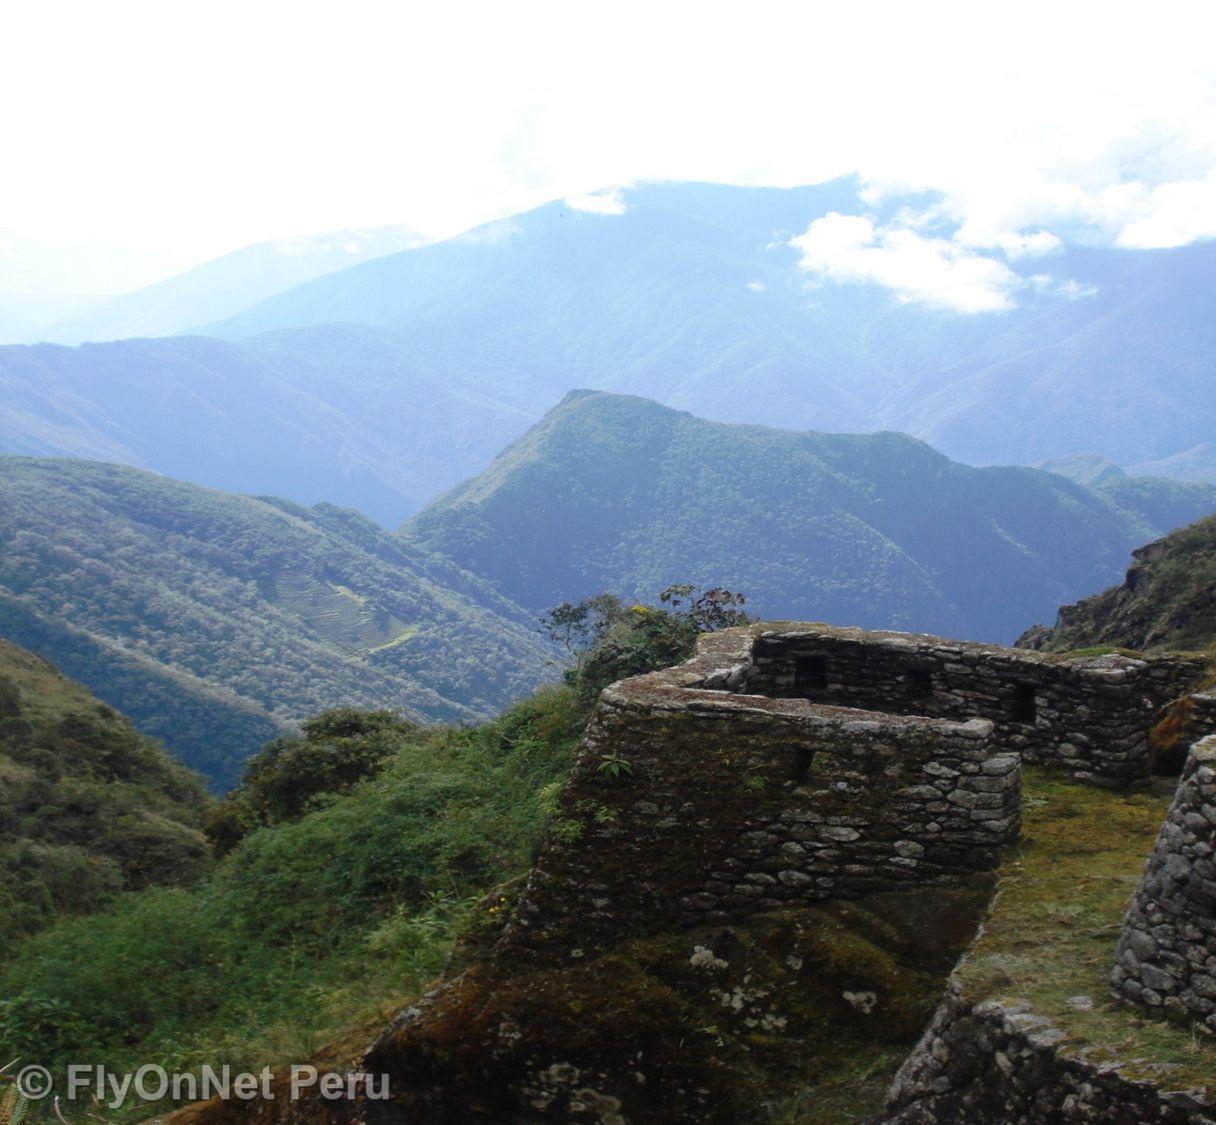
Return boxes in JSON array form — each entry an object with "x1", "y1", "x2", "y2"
[{"x1": 960, "y1": 767, "x2": 1216, "y2": 1092}]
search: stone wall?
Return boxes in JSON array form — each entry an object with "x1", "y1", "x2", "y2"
[
  {"x1": 1111, "y1": 737, "x2": 1216, "y2": 1029},
  {"x1": 746, "y1": 624, "x2": 1207, "y2": 787},
  {"x1": 503, "y1": 628, "x2": 1020, "y2": 957},
  {"x1": 883, "y1": 983, "x2": 1215, "y2": 1123}
]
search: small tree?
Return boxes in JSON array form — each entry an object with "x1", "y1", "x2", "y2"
[{"x1": 541, "y1": 585, "x2": 750, "y2": 705}]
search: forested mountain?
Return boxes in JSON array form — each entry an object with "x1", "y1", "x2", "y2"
[
  {"x1": 1, "y1": 183, "x2": 1215, "y2": 524},
  {"x1": 0, "y1": 638, "x2": 211, "y2": 942},
  {"x1": 0, "y1": 458, "x2": 553, "y2": 787},
  {"x1": 1034, "y1": 454, "x2": 1216, "y2": 530},
  {"x1": 404, "y1": 391, "x2": 1216, "y2": 644},
  {"x1": 1019, "y1": 515, "x2": 1216, "y2": 654},
  {"x1": 39, "y1": 225, "x2": 425, "y2": 345}
]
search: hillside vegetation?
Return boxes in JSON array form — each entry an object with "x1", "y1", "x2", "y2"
[
  {"x1": 0, "y1": 457, "x2": 553, "y2": 787},
  {"x1": 0, "y1": 589, "x2": 717, "y2": 1119},
  {"x1": 405, "y1": 391, "x2": 1216, "y2": 643},
  {"x1": 1020, "y1": 514, "x2": 1216, "y2": 653},
  {"x1": 0, "y1": 639, "x2": 210, "y2": 944}
]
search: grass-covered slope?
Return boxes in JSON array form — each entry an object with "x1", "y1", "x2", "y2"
[
  {"x1": 404, "y1": 391, "x2": 1215, "y2": 644},
  {"x1": 959, "y1": 769, "x2": 1216, "y2": 1091},
  {"x1": 0, "y1": 457, "x2": 554, "y2": 787},
  {"x1": 0, "y1": 638, "x2": 210, "y2": 943},
  {"x1": 1020, "y1": 514, "x2": 1216, "y2": 654},
  {"x1": 0, "y1": 687, "x2": 585, "y2": 1121}
]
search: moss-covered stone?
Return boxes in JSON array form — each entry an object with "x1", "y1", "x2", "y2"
[{"x1": 360, "y1": 884, "x2": 991, "y2": 1123}]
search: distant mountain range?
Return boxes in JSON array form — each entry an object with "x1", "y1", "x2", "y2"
[
  {"x1": 0, "y1": 457, "x2": 552, "y2": 787},
  {"x1": 1039, "y1": 447, "x2": 1216, "y2": 490},
  {"x1": 37, "y1": 225, "x2": 426, "y2": 345},
  {"x1": 2, "y1": 393, "x2": 1211, "y2": 784},
  {"x1": 0, "y1": 182, "x2": 1213, "y2": 523},
  {"x1": 404, "y1": 391, "x2": 1216, "y2": 645},
  {"x1": 0, "y1": 291, "x2": 100, "y2": 345},
  {"x1": 1130, "y1": 444, "x2": 1216, "y2": 485},
  {"x1": 0, "y1": 328, "x2": 530, "y2": 522}
]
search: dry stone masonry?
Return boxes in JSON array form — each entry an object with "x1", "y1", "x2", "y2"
[
  {"x1": 506, "y1": 633, "x2": 1019, "y2": 953},
  {"x1": 1112, "y1": 737, "x2": 1216, "y2": 1028},
  {"x1": 884, "y1": 984, "x2": 1215, "y2": 1122},
  {"x1": 747, "y1": 625, "x2": 1205, "y2": 787},
  {"x1": 504, "y1": 624, "x2": 1208, "y2": 957},
  {"x1": 355, "y1": 617, "x2": 1216, "y2": 1118}
]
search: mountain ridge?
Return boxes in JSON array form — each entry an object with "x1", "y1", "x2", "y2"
[
  {"x1": 3, "y1": 183, "x2": 1216, "y2": 524},
  {"x1": 0, "y1": 456, "x2": 554, "y2": 786},
  {"x1": 1018, "y1": 515, "x2": 1216, "y2": 654},
  {"x1": 38, "y1": 225, "x2": 426, "y2": 345},
  {"x1": 403, "y1": 390, "x2": 1216, "y2": 644}
]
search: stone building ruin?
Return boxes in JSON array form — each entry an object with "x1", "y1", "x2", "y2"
[
  {"x1": 359, "y1": 622, "x2": 1216, "y2": 1123},
  {"x1": 505, "y1": 624, "x2": 1209, "y2": 955}
]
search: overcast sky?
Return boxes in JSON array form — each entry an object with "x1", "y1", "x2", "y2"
[{"x1": 2, "y1": 0, "x2": 1215, "y2": 294}]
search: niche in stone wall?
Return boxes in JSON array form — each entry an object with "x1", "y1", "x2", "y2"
[
  {"x1": 793, "y1": 654, "x2": 829, "y2": 696},
  {"x1": 905, "y1": 667, "x2": 934, "y2": 703},
  {"x1": 1011, "y1": 683, "x2": 1037, "y2": 724},
  {"x1": 773, "y1": 743, "x2": 819, "y2": 786}
]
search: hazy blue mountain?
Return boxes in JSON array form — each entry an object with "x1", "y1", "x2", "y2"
[
  {"x1": 1028, "y1": 453, "x2": 1216, "y2": 530},
  {"x1": 1130, "y1": 443, "x2": 1216, "y2": 485},
  {"x1": 0, "y1": 457, "x2": 553, "y2": 787},
  {"x1": 2, "y1": 182, "x2": 1214, "y2": 523},
  {"x1": 0, "y1": 327, "x2": 531, "y2": 524},
  {"x1": 41, "y1": 226, "x2": 426, "y2": 345},
  {"x1": 1033, "y1": 452, "x2": 1127, "y2": 488},
  {"x1": 0, "y1": 291, "x2": 98, "y2": 344},
  {"x1": 1094, "y1": 474, "x2": 1216, "y2": 537},
  {"x1": 201, "y1": 181, "x2": 1216, "y2": 470},
  {"x1": 404, "y1": 391, "x2": 1216, "y2": 645}
]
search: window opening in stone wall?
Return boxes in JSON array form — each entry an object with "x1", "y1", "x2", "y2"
[
  {"x1": 906, "y1": 668, "x2": 934, "y2": 701},
  {"x1": 1011, "y1": 683, "x2": 1037, "y2": 723},
  {"x1": 793, "y1": 654, "x2": 829, "y2": 694},
  {"x1": 795, "y1": 745, "x2": 816, "y2": 785}
]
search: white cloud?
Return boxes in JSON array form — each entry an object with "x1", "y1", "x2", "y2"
[
  {"x1": 791, "y1": 213, "x2": 1020, "y2": 314},
  {"x1": 2, "y1": 0, "x2": 1215, "y2": 290},
  {"x1": 564, "y1": 188, "x2": 627, "y2": 215},
  {"x1": 746, "y1": 280, "x2": 766, "y2": 291},
  {"x1": 1028, "y1": 274, "x2": 1097, "y2": 301},
  {"x1": 992, "y1": 230, "x2": 1062, "y2": 259},
  {"x1": 1114, "y1": 171, "x2": 1216, "y2": 248}
]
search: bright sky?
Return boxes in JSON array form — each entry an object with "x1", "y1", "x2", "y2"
[{"x1": 2, "y1": 0, "x2": 1215, "y2": 294}]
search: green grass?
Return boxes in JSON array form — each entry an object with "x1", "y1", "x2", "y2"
[
  {"x1": 961, "y1": 768, "x2": 1216, "y2": 1091},
  {"x1": 367, "y1": 625, "x2": 419, "y2": 655},
  {"x1": 0, "y1": 685, "x2": 585, "y2": 1120}
]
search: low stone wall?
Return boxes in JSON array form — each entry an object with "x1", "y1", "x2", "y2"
[
  {"x1": 746, "y1": 624, "x2": 1207, "y2": 787},
  {"x1": 1111, "y1": 737, "x2": 1216, "y2": 1029},
  {"x1": 503, "y1": 629, "x2": 1020, "y2": 957},
  {"x1": 882, "y1": 984, "x2": 1215, "y2": 1123}
]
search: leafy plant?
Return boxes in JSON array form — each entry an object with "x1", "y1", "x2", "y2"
[{"x1": 596, "y1": 752, "x2": 635, "y2": 780}]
